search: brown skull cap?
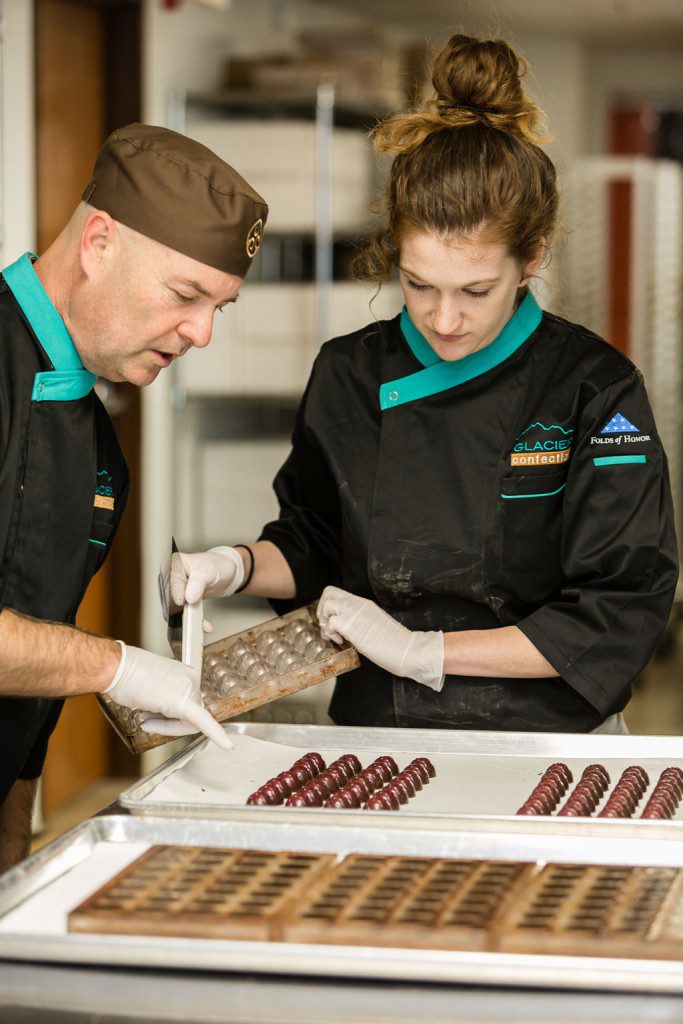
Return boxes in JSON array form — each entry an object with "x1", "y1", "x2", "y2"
[{"x1": 82, "y1": 123, "x2": 268, "y2": 278}]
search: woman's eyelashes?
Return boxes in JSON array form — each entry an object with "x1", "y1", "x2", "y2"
[{"x1": 404, "y1": 279, "x2": 491, "y2": 299}]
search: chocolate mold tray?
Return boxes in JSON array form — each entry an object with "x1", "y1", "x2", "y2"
[
  {"x1": 98, "y1": 606, "x2": 359, "y2": 754},
  {"x1": 69, "y1": 845, "x2": 334, "y2": 941},
  {"x1": 68, "y1": 842, "x2": 683, "y2": 964},
  {"x1": 5, "y1": 814, "x2": 683, "y2": 989}
]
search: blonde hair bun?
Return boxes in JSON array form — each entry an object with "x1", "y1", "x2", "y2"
[
  {"x1": 375, "y1": 34, "x2": 550, "y2": 155},
  {"x1": 352, "y1": 33, "x2": 558, "y2": 285}
]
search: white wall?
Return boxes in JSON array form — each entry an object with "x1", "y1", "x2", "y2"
[
  {"x1": 516, "y1": 37, "x2": 588, "y2": 162},
  {"x1": 585, "y1": 46, "x2": 683, "y2": 154},
  {"x1": 1, "y1": 0, "x2": 35, "y2": 265}
]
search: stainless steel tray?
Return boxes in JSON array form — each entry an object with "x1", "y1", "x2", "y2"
[
  {"x1": 4, "y1": 813, "x2": 683, "y2": 990},
  {"x1": 119, "y1": 723, "x2": 683, "y2": 829}
]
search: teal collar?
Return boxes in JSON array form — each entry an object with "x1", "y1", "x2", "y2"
[
  {"x1": 3, "y1": 252, "x2": 97, "y2": 402},
  {"x1": 381, "y1": 291, "x2": 543, "y2": 411}
]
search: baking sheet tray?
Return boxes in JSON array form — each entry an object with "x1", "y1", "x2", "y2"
[
  {"x1": 3, "y1": 814, "x2": 683, "y2": 990},
  {"x1": 119, "y1": 723, "x2": 683, "y2": 828}
]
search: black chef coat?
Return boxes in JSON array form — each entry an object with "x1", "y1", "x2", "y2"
[
  {"x1": 261, "y1": 291, "x2": 678, "y2": 732},
  {"x1": 0, "y1": 253, "x2": 128, "y2": 804}
]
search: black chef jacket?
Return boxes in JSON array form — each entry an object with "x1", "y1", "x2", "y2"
[
  {"x1": 261, "y1": 291, "x2": 678, "y2": 732},
  {"x1": 0, "y1": 254, "x2": 128, "y2": 805}
]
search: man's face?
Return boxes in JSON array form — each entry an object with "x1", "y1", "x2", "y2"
[{"x1": 70, "y1": 221, "x2": 243, "y2": 386}]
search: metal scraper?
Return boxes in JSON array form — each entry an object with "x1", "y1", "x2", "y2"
[{"x1": 167, "y1": 537, "x2": 204, "y2": 677}]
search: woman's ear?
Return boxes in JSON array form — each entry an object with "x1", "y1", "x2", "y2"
[{"x1": 519, "y1": 238, "x2": 546, "y2": 285}]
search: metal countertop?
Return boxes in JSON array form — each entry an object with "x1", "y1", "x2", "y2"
[{"x1": 2, "y1": 962, "x2": 683, "y2": 1024}]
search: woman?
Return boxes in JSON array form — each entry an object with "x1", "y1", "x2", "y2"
[{"x1": 167, "y1": 34, "x2": 677, "y2": 734}]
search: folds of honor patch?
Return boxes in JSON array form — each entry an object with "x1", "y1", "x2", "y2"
[
  {"x1": 601, "y1": 412, "x2": 638, "y2": 434},
  {"x1": 511, "y1": 421, "x2": 573, "y2": 467},
  {"x1": 591, "y1": 412, "x2": 650, "y2": 447},
  {"x1": 94, "y1": 469, "x2": 114, "y2": 511}
]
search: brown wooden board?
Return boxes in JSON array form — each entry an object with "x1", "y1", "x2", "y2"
[
  {"x1": 68, "y1": 846, "x2": 335, "y2": 941},
  {"x1": 497, "y1": 863, "x2": 683, "y2": 960},
  {"x1": 68, "y1": 846, "x2": 683, "y2": 961},
  {"x1": 282, "y1": 855, "x2": 533, "y2": 950},
  {"x1": 98, "y1": 604, "x2": 359, "y2": 754}
]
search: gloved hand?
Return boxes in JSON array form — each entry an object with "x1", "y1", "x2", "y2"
[
  {"x1": 158, "y1": 547, "x2": 245, "y2": 620},
  {"x1": 105, "y1": 642, "x2": 233, "y2": 750},
  {"x1": 317, "y1": 586, "x2": 445, "y2": 691}
]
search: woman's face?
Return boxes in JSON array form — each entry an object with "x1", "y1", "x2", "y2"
[{"x1": 398, "y1": 229, "x2": 541, "y2": 363}]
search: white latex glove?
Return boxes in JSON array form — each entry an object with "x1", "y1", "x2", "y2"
[
  {"x1": 158, "y1": 547, "x2": 245, "y2": 621},
  {"x1": 317, "y1": 586, "x2": 445, "y2": 691},
  {"x1": 105, "y1": 642, "x2": 233, "y2": 750}
]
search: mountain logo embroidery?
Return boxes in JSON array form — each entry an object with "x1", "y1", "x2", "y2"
[
  {"x1": 510, "y1": 421, "x2": 573, "y2": 467},
  {"x1": 94, "y1": 469, "x2": 114, "y2": 511},
  {"x1": 601, "y1": 413, "x2": 639, "y2": 434}
]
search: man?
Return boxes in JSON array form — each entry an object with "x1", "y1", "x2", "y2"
[{"x1": 0, "y1": 124, "x2": 268, "y2": 870}]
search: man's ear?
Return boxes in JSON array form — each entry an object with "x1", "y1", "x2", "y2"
[
  {"x1": 79, "y1": 209, "x2": 118, "y2": 278},
  {"x1": 520, "y1": 238, "x2": 546, "y2": 286}
]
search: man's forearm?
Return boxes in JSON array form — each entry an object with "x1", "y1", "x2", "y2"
[
  {"x1": 443, "y1": 625, "x2": 557, "y2": 678},
  {"x1": 0, "y1": 609, "x2": 121, "y2": 697}
]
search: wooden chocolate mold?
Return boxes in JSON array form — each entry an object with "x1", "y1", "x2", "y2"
[
  {"x1": 69, "y1": 846, "x2": 334, "y2": 941},
  {"x1": 282, "y1": 855, "x2": 532, "y2": 950},
  {"x1": 498, "y1": 863, "x2": 683, "y2": 959},
  {"x1": 68, "y1": 846, "x2": 683, "y2": 961},
  {"x1": 98, "y1": 604, "x2": 359, "y2": 754}
]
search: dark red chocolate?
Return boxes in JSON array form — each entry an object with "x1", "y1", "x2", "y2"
[
  {"x1": 304, "y1": 752, "x2": 325, "y2": 772},
  {"x1": 386, "y1": 783, "x2": 409, "y2": 805},
  {"x1": 400, "y1": 766, "x2": 423, "y2": 790},
  {"x1": 410, "y1": 757, "x2": 435, "y2": 778},
  {"x1": 369, "y1": 761, "x2": 394, "y2": 784},
  {"x1": 246, "y1": 791, "x2": 271, "y2": 806},
  {"x1": 397, "y1": 773, "x2": 416, "y2": 798}
]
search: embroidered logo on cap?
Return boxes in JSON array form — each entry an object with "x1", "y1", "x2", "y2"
[
  {"x1": 246, "y1": 219, "x2": 263, "y2": 259},
  {"x1": 601, "y1": 412, "x2": 639, "y2": 434}
]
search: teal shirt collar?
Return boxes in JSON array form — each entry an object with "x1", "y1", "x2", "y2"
[
  {"x1": 380, "y1": 291, "x2": 542, "y2": 411},
  {"x1": 3, "y1": 252, "x2": 97, "y2": 402}
]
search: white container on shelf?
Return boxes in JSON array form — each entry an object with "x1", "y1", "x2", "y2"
[
  {"x1": 177, "y1": 281, "x2": 403, "y2": 397},
  {"x1": 197, "y1": 437, "x2": 291, "y2": 544},
  {"x1": 189, "y1": 120, "x2": 373, "y2": 233}
]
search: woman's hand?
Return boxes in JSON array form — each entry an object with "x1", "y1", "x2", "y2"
[
  {"x1": 158, "y1": 547, "x2": 245, "y2": 620},
  {"x1": 317, "y1": 586, "x2": 444, "y2": 690}
]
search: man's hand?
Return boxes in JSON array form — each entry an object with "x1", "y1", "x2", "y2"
[
  {"x1": 105, "y1": 643, "x2": 233, "y2": 749},
  {"x1": 158, "y1": 547, "x2": 245, "y2": 620},
  {"x1": 317, "y1": 587, "x2": 445, "y2": 691}
]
